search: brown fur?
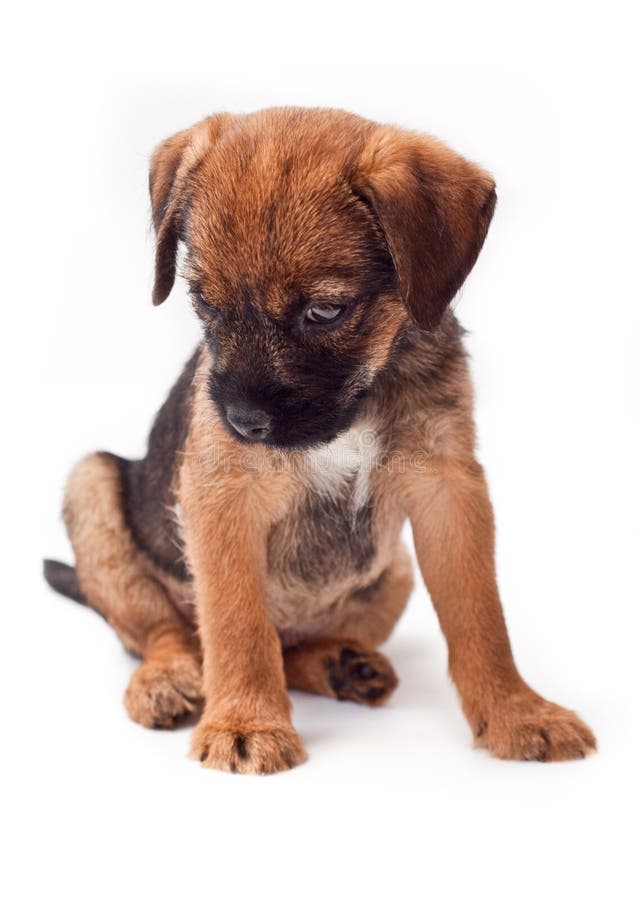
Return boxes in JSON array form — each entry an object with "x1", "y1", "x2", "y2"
[{"x1": 54, "y1": 107, "x2": 595, "y2": 773}]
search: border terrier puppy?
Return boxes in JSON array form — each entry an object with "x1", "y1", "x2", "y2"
[{"x1": 44, "y1": 107, "x2": 595, "y2": 772}]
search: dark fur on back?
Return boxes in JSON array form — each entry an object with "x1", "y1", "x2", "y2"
[{"x1": 117, "y1": 348, "x2": 200, "y2": 580}]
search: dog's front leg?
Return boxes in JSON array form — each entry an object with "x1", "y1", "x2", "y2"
[
  {"x1": 180, "y1": 472, "x2": 306, "y2": 775},
  {"x1": 405, "y1": 458, "x2": 595, "y2": 762}
]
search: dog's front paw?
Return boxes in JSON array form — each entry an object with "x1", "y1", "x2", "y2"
[
  {"x1": 191, "y1": 720, "x2": 307, "y2": 774},
  {"x1": 474, "y1": 693, "x2": 596, "y2": 762}
]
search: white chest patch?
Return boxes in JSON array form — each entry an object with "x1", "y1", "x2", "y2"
[{"x1": 301, "y1": 423, "x2": 378, "y2": 510}]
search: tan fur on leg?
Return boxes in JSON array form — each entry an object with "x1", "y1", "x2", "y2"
[
  {"x1": 63, "y1": 452, "x2": 191, "y2": 655},
  {"x1": 403, "y1": 457, "x2": 596, "y2": 761},
  {"x1": 64, "y1": 452, "x2": 202, "y2": 729},
  {"x1": 181, "y1": 395, "x2": 307, "y2": 774}
]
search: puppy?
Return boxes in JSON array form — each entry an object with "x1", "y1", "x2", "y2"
[{"x1": 44, "y1": 107, "x2": 595, "y2": 772}]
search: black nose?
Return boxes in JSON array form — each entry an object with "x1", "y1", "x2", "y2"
[{"x1": 226, "y1": 403, "x2": 272, "y2": 441}]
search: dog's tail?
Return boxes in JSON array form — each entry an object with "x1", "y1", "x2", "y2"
[{"x1": 43, "y1": 559, "x2": 88, "y2": 606}]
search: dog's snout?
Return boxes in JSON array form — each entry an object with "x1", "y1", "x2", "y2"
[{"x1": 226, "y1": 403, "x2": 272, "y2": 441}]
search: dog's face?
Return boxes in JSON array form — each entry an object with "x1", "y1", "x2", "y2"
[{"x1": 149, "y1": 108, "x2": 496, "y2": 449}]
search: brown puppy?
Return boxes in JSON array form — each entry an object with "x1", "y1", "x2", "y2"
[{"x1": 44, "y1": 107, "x2": 595, "y2": 773}]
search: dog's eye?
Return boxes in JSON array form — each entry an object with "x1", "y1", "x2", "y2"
[
  {"x1": 305, "y1": 304, "x2": 346, "y2": 325},
  {"x1": 195, "y1": 292, "x2": 221, "y2": 318}
]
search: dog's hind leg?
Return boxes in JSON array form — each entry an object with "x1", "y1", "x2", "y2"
[
  {"x1": 283, "y1": 542, "x2": 413, "y2": 706},
  {"x1": 60, "y1": 451, "x2": 202, "y2": 728}
]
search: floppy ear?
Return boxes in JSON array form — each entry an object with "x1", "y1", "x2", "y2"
[
  {"x1": 353, "y1": 127, "x2": 496, "y2": 330},
  {"x1": 149, "y1": 115, "x2": 230, "y2": 305}
]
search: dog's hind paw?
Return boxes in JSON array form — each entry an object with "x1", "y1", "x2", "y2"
[
  {"x1": 192, "y1": 721, "x2": 307, "y2": 774},
  {"x1": 124, "y1": 655, "x2": 202, "y2": 729},
  {"x1": 327, "y1": 646, "x2": 398, "y2": 706}
]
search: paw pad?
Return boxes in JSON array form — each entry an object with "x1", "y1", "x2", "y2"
[{"x1": 327, "y1": 646, "x2": 398, "y2": 706}]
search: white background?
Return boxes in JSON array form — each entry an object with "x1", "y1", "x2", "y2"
[{"x1": 3, "y1": 2, "x2": 636, "y2": 898}]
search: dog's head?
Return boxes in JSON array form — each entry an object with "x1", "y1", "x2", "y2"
[{"x1": 149, "y1": 108, "x2": 495, "y2": 449}]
